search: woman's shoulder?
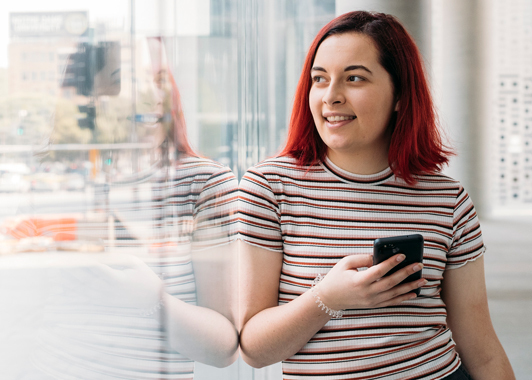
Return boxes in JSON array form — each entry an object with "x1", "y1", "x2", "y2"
[
  {"x1": 252, "y1": 155, "x2": 299, "y2": 169},
  {"x1": 176, "y1": 155, "x2": 229, "y2": 173},
  {"x1": 245, "y1": 155, "x2": 319, "y2": 177},
  {"x1": 172, "y1": 156, "x2": 234, "y2": 181},
  {"x1": 409, "y1": 171, "x2": 464, "y2": 192}
]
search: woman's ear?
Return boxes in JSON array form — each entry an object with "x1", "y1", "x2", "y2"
[{"x1": 394, "y1": 100, "x2": 400, "y2": 112}]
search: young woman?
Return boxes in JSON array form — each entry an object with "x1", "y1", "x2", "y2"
[{"x1": 238, "y1": 11, "x2": 515, "y2": 380}]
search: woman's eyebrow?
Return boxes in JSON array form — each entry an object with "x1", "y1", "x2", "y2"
[
  {"x1": 345, "y1": 65, "x2": 372, "y2": 74},
  {"x1": 311, "y1": 65, "x2": 373, "y2": 74}
]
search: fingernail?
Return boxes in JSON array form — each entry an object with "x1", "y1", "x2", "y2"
[
  {"x1": 413, "y1": 264, "x2": 423, "y2": 272},
  {"x1": 418, "y1": 279, "x2": 427, "y2": 287},
  {"x1": 397, "y1": 254, "x2": 406, "y2": 262},
  {"x1": 410, "y1": 294, "x2": 417, "y2": 299}
]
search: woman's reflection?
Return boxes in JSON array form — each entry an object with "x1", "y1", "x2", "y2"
[{"x1": 29, "y1": 37, "x2": 238, "y2": 379}]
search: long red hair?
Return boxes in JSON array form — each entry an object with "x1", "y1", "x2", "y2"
[
  {"x1": 281, "y1": 11, "x2": 452, "y2": 184},
  {"x1": 167, "y1": 71, "x2": 197, "y2": 156},
  {"x1": 147, "y1": 37, "x2": 196, "y2": 157}
]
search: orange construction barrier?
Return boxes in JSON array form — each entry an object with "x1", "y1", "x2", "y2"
[{"x1": 7, "y1": 217, "x2": 77, "y2": 241}]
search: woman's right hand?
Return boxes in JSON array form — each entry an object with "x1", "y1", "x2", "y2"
[
  {"x1": 54, "y1": 253, "x2": 164, "y2": 312},
  {"x1": 315, "y1": 254, "x2": 425, "y2": 311}
]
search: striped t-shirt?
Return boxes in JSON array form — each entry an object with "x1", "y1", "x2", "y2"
[
  {"x1": 31, "y1": 156, "x2": 238, "y2": 380},
  {"x1": 238, "y1": 156, "x2": 485, "y2": 380}
]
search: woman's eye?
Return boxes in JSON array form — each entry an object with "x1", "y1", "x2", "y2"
[
  {"x1": 348, "y1": 75, "x2": 363, "y2": 82},
  {"x1": 312, "y1": 76, "x2": 325, "y2": 83}
]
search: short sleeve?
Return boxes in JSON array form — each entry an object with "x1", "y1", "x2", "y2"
[
  {"x1": 192, "y1": 167, "x2": 238, "y2": 250},
  {"x1": 238, "y1": 167, "x2": 283, "y2": 252},
  {"x1": 446, "y1": 185, "x2": 486, "y2": 270}
]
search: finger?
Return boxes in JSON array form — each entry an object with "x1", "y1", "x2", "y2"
[
  {"x1": 372, "y1": 291, "x2": 419, "y2": 308},
  {"x1": 375, "y1": 277, "x2": 427, "y2": 304},
  {"x1": 91, "y1": 263, "x2": 125, "y2": 278},
  {"x1": 373, "y1": 262, "x2": 424, "y2": 292},
  {"x1": 366, "y1": 254, "x2": 407, "y2": 280},
  {"x1": 342, "y1": 254, "x2": 373, "y2": 270}
]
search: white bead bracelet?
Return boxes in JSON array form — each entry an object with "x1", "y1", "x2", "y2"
[
  {"x1": 140, "y1": 297, "x2": 164, "y2": 317},
  {"x1": 310, "y1": 274, "x2": 345, "y2": 318}
]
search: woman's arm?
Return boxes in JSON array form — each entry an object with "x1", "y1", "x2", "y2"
[
  {"x1": 441, "y1": 256, "x2": 515, "y2": 379},
  {"x1": 161, "y1": 166, "x2": 240, "y2": 367},
  {"x1": 162, "y1": 293, "x2": 239, "y2": 368},
  {"x1": 239, "y1": 241, "x2": 426, "y2": 368},
  {"x1": 239, "y1": 242, "x2": 331, "y2": 368},
  {"x1": 164, "y1": 241, "x2": 239, "y2": 368}
]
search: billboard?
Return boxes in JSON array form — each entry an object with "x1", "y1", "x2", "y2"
[{"x1": 10, "y1": 12, "x2": 89, "y2": 38}]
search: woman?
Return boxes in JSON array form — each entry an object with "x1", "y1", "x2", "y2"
[{"x1": 238, "y1": 11, "x2": 514, "y2": 380}]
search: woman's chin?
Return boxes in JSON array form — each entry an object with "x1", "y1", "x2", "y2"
[{"x1": 323, "y1": 140, "x2": 358, "y2": 155}]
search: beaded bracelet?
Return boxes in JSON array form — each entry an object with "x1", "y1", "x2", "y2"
[
  {"x1": 310, "y1": 274, "x2": 344, "y2": 318},
  {"x1": 140, "y1": 297, "x2": 164, "y2": 318}
]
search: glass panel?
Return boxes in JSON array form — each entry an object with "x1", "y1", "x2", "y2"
[
  {"x1": 0, "y1": 1, "x2": 238, "y2": 379},
  {"x1": 236, "y1": 0, "x2": 336, "y2": 176}
]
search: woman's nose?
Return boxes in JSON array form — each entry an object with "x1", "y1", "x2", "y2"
[{"x1": 322, "y1": 81, "x2": 345, "y2": 105}]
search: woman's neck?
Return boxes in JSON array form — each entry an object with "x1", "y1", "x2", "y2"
[{"x1": 326, "y1": 147, "x2": 389, "y2": 175}]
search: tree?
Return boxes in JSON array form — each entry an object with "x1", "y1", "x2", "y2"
[{"x1": 51, "y1": 98, "x2": 92, "y2": 144}]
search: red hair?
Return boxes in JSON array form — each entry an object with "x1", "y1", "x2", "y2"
[
  {"x1": 147, "y1": 36, "x2": 196, "y2": 157},
  {"x1": 167, "y1": 71, "x2": 197, "y2": 156},
  {"x1": 280, "y1": 11, "x2": 452, "y2": 184}
]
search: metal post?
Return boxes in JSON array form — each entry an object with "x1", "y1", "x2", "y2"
[{"x1": 130, "y1": 0, "x2": 138, "y2": 171}]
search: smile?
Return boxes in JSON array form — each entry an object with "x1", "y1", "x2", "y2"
[
  {"x1": 323, "y1": 115, "x2": 357, "y2": 130},
  {"x1": 324, "y1": 115, "x2": 357, "y2": 122}
]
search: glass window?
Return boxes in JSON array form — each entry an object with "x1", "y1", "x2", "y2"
[{"x1": 2, "y1": 2, "x2": 240, "y2": 379}]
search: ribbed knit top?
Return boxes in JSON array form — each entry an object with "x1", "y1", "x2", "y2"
[{"x1": 238, "y1": 155, "x2": 485, "y2": 380}]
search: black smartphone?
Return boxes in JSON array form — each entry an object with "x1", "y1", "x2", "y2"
[{"x1": 373, "y1": 234, "x2": 424, "y2": 295}]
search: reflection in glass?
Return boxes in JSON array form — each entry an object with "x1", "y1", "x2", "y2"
[
  {"x1": 0, "y1": 4, "x2": 238, "y2": 379},
  {"x1": 27, "y1": 37, "x2": 238, "y2": 379}
]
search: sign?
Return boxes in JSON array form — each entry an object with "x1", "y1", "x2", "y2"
[{"x1": 10, "y1": 12, "x2": 89, "y2": 38}]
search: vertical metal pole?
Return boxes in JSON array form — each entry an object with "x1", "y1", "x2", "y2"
[
  {"x1": 130, "y1": 0, "x2": 138, "y2": 171},
  {"x1": 130, "y1": 0, "x2": 139, "y2": 214},
  {"x1": 431, "y1": 0, "x2": 486, "y2": 213}
]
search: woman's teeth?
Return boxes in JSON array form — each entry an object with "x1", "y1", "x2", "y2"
[{"x1": 326, "y1": 116, "x2": 356, "y2": 122}]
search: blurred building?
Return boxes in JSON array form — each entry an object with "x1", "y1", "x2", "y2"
[{"x1": 8, "y1": 12, "x2": 90, "y2": 98}]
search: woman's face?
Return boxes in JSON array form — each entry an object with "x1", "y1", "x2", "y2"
[
  {"x1": 140, "y1": 69, "x2": 172, "y2": 148},
  {"x1": 309, "y1": 32, "x2": 398, "y2": 161}
]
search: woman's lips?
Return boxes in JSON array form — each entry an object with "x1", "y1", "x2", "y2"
[{"x1": 324, "y1": 116, "x2": 357, "y2": 129}]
